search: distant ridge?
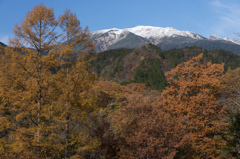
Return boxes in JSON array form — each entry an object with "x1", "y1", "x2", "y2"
[
  {"x1": 90, "y1": 25, "x2": 240, "y2": 54},
  {"x1": 91, "y1": 25, "x2": 205, "y2": 40},
  {"x1": 0, "y1": 42, "x2": 6, "y2": 47}
]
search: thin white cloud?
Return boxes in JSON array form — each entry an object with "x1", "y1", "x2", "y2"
[
  {"x1": 0, "y1": 35, "x2": 9, "y2": 45},
  {"x1": 210, "y1": 0, "x2": 240, "y2": 38}
]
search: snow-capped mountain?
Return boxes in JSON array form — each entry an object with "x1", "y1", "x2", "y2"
[
  {"x1": 223, "y1": 37, "x2": 240, "y2": 45},
  {"x1": 208, "y1": 34, "x2": 240, "y2": 45},
  {"x1": 128, "y1": 25, "x2": 204, "y2": 39},
  {"x1": 91, "y1": 25, "x2": 204, "y2": 41},
  {"x1": 209, "y1": 34, "x2": 222, "y2": 40},
  {"x1": 90, "y1": 26, "x2": 240, "y2": 54}
]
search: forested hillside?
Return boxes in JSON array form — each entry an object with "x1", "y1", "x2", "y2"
[
  {"x1": 0, "y1": 42, "x2": 6, "y2": 47},
  {"x1": 91, "y1": 44, "x2": 240, "y2": 91}
]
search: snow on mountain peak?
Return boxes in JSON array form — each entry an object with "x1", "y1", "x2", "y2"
[
  {"x1": 91, "y1": 28, "x2": 121, "y2": 35},
  {"x1": 208, "y1": 35, "x2": 240, "y2": 45},
  {"x1": 91, "y1": 25, "x2": 204, "y2": 40},
  {"x1": 91, "y1": 26, "x2": 240, "y2": 46},
  {"x1": 126, "y1": 26, "x2": 203, "y2": 39},
  {"x1": 209, "y1": 34, "x2": 222, "y2": 40},
  {"x1": 223, "y1": 37, "x2": 240, "y2": 45}
]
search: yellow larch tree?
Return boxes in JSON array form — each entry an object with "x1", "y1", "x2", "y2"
[
  {"x1": 48, "y1": 10, "x2": 98, "y2": 158},
  {"x1": 0, "y1": 5, "x2": 60, "y2": 157},
  {"x1": 0, "y1": 5, "x2": 99, "y2": 158}
]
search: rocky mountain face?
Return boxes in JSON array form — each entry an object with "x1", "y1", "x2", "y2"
[{"x1": 90, "y1": 26, "x2": 240, "y2": 54}]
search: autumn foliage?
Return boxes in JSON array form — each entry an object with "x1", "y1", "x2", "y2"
[
  {"x1": 0, "y1": 4, "x2": 97, "y2": 158},
  {"x1": 0, "y1": 4, "x2": 235, "y2": 159},
  {"x1": 161, "y1": 53, "x2": 228, "y2": 158},
  {"x1": 112, "y1": 101, "x2": 189, "y2": 158}
]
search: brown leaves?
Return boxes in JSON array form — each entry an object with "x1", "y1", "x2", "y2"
[
  {"x1": 111, "y1": 98, "x2": 190, "y2": 159},
  {"x1": 161, "y1": 53, "x2": 228, "y2": 157},
  {"x1": 96, "y1": 80, "x2": 186, "y2": 159}
]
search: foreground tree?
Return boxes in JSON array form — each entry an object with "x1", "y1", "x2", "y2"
[
  {"x1": 0, "y1": 5, "x2": 98, "y2": 158},
  {"x1": 0, "y1": 5, "x2": 59, "y2": 156},
  {"x1": 161, "y1": 54, "x2": 229, "y2": 158},
  {"x1": 52, "y1": 9, "x2": 96, "y2": 159}
]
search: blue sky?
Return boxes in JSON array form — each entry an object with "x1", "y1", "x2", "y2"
[{"x1": 1, "y1": 0, "x2": 240, "y2": 45}]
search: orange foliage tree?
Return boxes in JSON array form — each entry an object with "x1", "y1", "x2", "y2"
[{"x1": 161, "y1": 53, "x2": 229, "y2": 158}]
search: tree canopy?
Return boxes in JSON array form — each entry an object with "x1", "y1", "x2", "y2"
[{"x1": 0, "y1": 4, "x2": 237, "y2": 159}]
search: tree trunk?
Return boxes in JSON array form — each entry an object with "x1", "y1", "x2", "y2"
[
  {"x1": 37, "y1": 63, "x2": 41, "y2": 157},
  {"x1": 65, "y1": 65, "x2": 70, "y2": 159},
  {"x1": 65, "y1": 116, "x2": 69, "y2": 159},
  {"x1": 38, "y1": 20, "x2": 42, "y2": 156}
]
